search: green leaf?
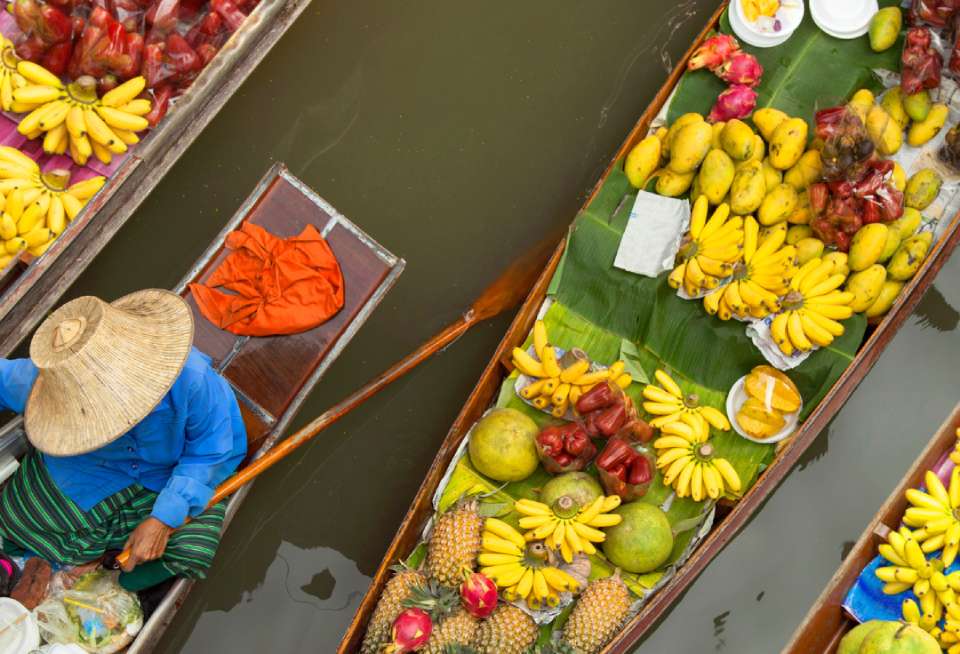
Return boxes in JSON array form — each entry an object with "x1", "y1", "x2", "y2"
[
  {"x1": 668, "y1": 2, "x2": 903, "y2": 130},
  {"x1": 619, "y1": 339, "x2": 651, "y2": 385}
]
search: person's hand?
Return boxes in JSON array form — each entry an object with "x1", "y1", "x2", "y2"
[{"x1": 121, "y1": 517, "x2": 173, "y2": 572}]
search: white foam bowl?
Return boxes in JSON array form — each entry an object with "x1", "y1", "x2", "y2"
[
  {"x1": 0, "y1": 598, "x2": 39, "y2": 654},
  {"x1": 810, "y1": 0, "x2": 878, "y2": 39},
  {"x1": 731, "y1": 0, "x2": 805, "y2": 48},
  {"x1": 726, "y1": 376, "x2": 801, "y2": 444}
]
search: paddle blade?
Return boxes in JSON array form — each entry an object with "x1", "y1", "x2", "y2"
[{"x1": 469, "y1": 228, "x2": 565, "y2": 322}]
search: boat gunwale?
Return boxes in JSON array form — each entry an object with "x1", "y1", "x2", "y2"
[
  {"x1": 337, "y1": 1, "x2": 960, "y2": 652},
  {"x1": 784, "y1": 403, "x2": 960, "y2": 653}
]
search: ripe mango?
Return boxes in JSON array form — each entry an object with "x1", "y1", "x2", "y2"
[
  {"x1": 878, "y1": 224, "x2": 901, "y2": 262},
  {"x1": 787, "y1": 190, "x2": 811, "y2": 225},
  {"x1": 730, "y1": 160, "x2": 766, "y2": 215},
  {"x1": 848, "y1": 89, "x2": 875, "y2": 125},
  {"x1": 623, "y1": 135, "x2": 661, "y2": 188},
  {"x1": 905, "y1": 169, "x2": 942, "y2": 210},
  {"x1": 666, "y1": 112, "x2": 703, "y2": 152},
  {"x1": 894, "y1": 207, "x2": 922, "y2": 237},
  {"x1": 721, "y1": 119, "x2": 757, "y2": 161},
  {"x1": 768, "y1": 118, "x2": 808, "y2": 170},
  {"x1": 907, "y1": 103, "x2": 949, "y2": 147},
  {"x1": 869, "y1": 7, "x2": 902, "y2": 53},
  {"x1": 783, "y1": 149, "x2": 822, "y2": 190},
  {"x1": 711, "y1": 121, "x2": 725, "y2": 150},
  {"x1": 736, "y1": 397, "x2": 785, "y2": 439},
  {"x1": 887, "y1": 231, "x2": 933, "y2": 281},
  {"x1": 865, "y1": 280, "x2": 905, "y2": 319},
  {"x1": 848, "y1": 223, "x2": 889, "y2": 271},
  {"x1": 760, "y1": 221, "x2": 787, "y2": 244},
  {"x1": 748, "y1": 134, "x2": 765, "y2": 162},
  {"x1": 822, "y1": 251, "x2": 849, "y2": 277},
  {"x1": 786, "y1": 224, "x2": 812, "y2": 245},
  {"x1": 669, "y1": 121, "x2": 713, "y2": 173},
  {"x1": 655, "y1": 169, "x2": 695, "y2": 197},
  {"x1": 795, "y1": 237, "x2": 824, "y2": 265},
  {"x1": 698, "y1": 149, "x2": 736, "y2": 204},
  {"x1": 904, "y1": 89, "x2": 931, "y2": 122},
  {"x1": 866, "y1": 105, "x2": 902, "y2": 156},
  {"x1": 879, "y1": 87, "x2": 909, "y2": 130},
  {"x1": 758, "y1": 183, "x2": 798, "y2": 226},
  {"x1": 891, "y1": 162, "x2": 906, "y2": 191},
  {"x1": 762, "y1": 158, "x2": 782, "y2": 191},
  {"x1": 846, "y1": 264, "x2": 887, "y2": 312},
  {"x1": 744, "y1": 365, "x2": 802, "y2": 412},
  {"x1": 752, "y1": 107, "x2": 788, "y2": 142}
]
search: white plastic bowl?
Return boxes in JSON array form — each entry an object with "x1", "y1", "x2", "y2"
[
  {"x1": 731, "y1": 0, "x2": 805, "y2": 48},
  {"x1": 726, "y1": 375, "x2": 801, "y2": 444},
  {"x1": 810, "y1": 0, "x2": 878, "y2": 39},
  {"x1": 0, "y1": 598, "x2": 39, "y2": 654}
]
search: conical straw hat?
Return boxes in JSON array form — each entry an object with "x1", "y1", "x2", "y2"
[{"x1": 25, "y1": 289, "x2": 194, "y2": 456}]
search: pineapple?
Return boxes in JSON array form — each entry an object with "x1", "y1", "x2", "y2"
[
  {"x1": 561, "y1": 573, "x2": 633, "y2": 654},
  {"x1": 422, "y1": 609, "x2": 479, "y2": 653},
  {"x1": 472, "y1": 604, "x2": 537, "y2": 654},
  {"x1": 425, "y1": 497, "x2": 483, "y2": 587},
  {"x1": 360, "y1": 565, "x2": 426, "y2": 654}
]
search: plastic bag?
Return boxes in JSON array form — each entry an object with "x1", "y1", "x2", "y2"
[
  {"x1": 35, "y1": 570, "x2": 143, "y2": 654},
  {"x1": 595, "y1": 431, "x2": 656, "y2": 501},
  {"x1": 534, "y1": 422, "x2": 596, "y2": 474}
]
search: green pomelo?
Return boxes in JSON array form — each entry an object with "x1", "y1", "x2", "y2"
[
  {"x1": 860, "y1": 621, "x2": 939, "y2": 654},
  {"x1": 837, "y1": 620, "x2": 884, "y2": 654},
  {"x1": 602, "y1": 502, "x2": 673, "y2": 573},
  {"x1": 468, "y1": 408, "x2": 539, "y2": 482},
  {"x1": 540, "y1": 472, "x2": 603, "y2": 509}
]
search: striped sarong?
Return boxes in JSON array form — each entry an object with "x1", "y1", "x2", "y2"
[{"x1": 0, "y1": 451, "x2": 226, "y2": 581}]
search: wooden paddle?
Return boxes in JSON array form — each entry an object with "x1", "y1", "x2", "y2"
[{"x1": 116, "y1": 231, "x2": 562, "y2": 567}]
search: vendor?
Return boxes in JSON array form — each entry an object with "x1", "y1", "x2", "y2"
[{"x1": 0, "y1": 289, "x2": 246, "y2": 593}]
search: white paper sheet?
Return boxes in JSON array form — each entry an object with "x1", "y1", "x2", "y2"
[{"x1": 614, "y1": 191, "x2": 690, "y2": 277}]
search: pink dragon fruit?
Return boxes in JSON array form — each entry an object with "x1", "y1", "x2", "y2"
[
  {"x1": 708, "y1": 84, "x2": 758, "y2": 122},
  {"x1": 385, "y1": 608, "x2": 432, "y2": 653},
  {"x1": 460, "y1": 572, "x2": 498, "y2": 619},
  {"x1": 688, "y1": 33, "x2": 740, "y2": 71},
  {"x1": 717, "y1": 51, "x2": 763, "y2": 87}
]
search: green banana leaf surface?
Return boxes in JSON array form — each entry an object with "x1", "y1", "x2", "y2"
[{"x1": 668, "y1": 2, "x2": 903, "y2": 129}]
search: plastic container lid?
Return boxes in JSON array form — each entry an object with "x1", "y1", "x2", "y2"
[
  {"x1": 0, "y1": 598, "x2": 39, "y2": 654},
  {"x1": 810, "y1": 0, "x2": 879, "y2": 39},
  {"x1": 730, "y1": 0, "x2": 805, "y2": 48},
  {"x1": 725, "y1": 376, "x2": 801, "y2": 444}
]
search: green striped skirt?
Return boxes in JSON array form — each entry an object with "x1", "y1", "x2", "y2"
[{"x1": 0, "y1": 451, "x2": 226, "y2": 581}]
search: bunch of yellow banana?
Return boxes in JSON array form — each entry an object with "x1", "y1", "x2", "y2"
[
  {"x1": 0, "y1": 37, "x2": 26, "y2": 112},
  {"x1": 12, "y1": 66, "x2": 151, "y2": 166},
  {"x1": 515, "y1": 495, "x2": 622, "y2": 563},
  {"x1": 641, "y1": 368, "x2": 731, "y2": 431},
  {"x1": 702, "y1": 216, "x2": 797, "y2": 321},
  {"x1": 669, "y1": 197, "x2": 744, "y2": 298},
  {"x1": 902, "y1": 469, "x2": 960, "y2": 567},
  {"x1": 770, "y1": 257, "x2": 854, "y2": 355},
  {"x1": 0, "y1": 146, "x2": 104, "y2": 263},
  {"x1": 512, "y1": 319, "x2": 631, "y2": 418},
  {"x1": 478, "y1": 517, "x2": 582, "y2": 610},
  {"x1": 652, "y1": 411, "x2": 742, "y2": 501}
]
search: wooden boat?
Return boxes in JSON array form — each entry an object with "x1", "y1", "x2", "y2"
[
  {"x1": 784, "y1": 404, "x2": 960, "y2": 653},
  {"x1": 0, "y1": 0, "x2": 314, "y2": 358},
  {"x1": 337, "y1": 3, "x2": 960, "y2": 653},
  {"x1": 0, "y1": 162, "x2": 404, "y2": 653}
]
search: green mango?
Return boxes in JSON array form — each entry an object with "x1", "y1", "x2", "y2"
[
  {"x1": 837, "y1": 621, "x2": 884, "y2": 654},
  {"x1": 904, "y1": 90, "x2": 931, "y2": 122}
]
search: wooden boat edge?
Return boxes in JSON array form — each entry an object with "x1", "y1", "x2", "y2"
[
  {"x1": 338, "y1": 2, "x2": 960, "y2": 651},
  {"x1": 783, "y1": 404, "x2": 960, "y2": 653},
  {"x1": 0, "y1": 0, "x2": 315, "y2": 357}
]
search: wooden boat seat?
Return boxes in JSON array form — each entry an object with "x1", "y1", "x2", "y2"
[{"x1": 178, "y1": 164, "x2": 404, "y2": 461}]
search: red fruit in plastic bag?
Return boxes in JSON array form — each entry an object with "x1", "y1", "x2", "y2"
[
  {"x1": 862, "y1": 199, "x2": 881, "y2": 224},
  {"x1": 166, "y1": 33, "x2": 201, "y2": 74},
  {"x1": 565, "y1": 430, "x2": 590, "y2": 456},
  {"x1": 595, "y1": 403, "x2": 627, "y2": 438},
  {"x1": 575, "y1": 383, "x2": 616, "y2": 414},
  {"x1": 41, "y1": 40, "x2": 72, "y2": 74},
  {"x1": 809, "y1": 183, "x2": 829, "y2": 213},
  {"x1": 607, "y1": 462, "x2": 626, "y2": 480},
  {"x1": 211, "y1": 0, "x2": 247, "y2": 31},
  {"x1": 910, "y1": 0, "x2": 960, "y2": 27},
  {"x1": 596, "y1": 437, "x2": 632, "y2": 470},
  {"x1": 537, "y1": 426, "x2": 564, "y2": 451},
  {"x1": 197, "y1": 42, "x2": 218, "y2": 66},
  {"x1": 460, "y1": 572, "x2": 497, "y2": 619},
  {"x1": 875, "y1": 185, "x2": 905, "y2": 222},
  {"x1": 627, "y1": 456, "x2": 652, "y2": 485},
  {"x1": 901, "y1": 27, "x2": 942, "y2": 95},
  {"x1": 834, "y1": 231, "x2": 851, "y2": 252},
  {"x1": 145, "y1": 83, "x2": 173, "y2": 126}
]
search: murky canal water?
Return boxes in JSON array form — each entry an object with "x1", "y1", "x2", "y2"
[{"x1": 46, "y1": 1, "x2": 960, "y2": 652}]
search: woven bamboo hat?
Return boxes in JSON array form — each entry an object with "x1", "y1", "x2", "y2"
[{"x1": 25, "y1": 289, "x2": 194, "y2": 456}]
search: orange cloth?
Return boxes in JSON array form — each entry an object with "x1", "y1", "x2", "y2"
[{"x1": 190, "y1": 222, "x2": 344, "y2": 336}]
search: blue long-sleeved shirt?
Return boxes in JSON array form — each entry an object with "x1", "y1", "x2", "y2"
[{"x1": 0, "y1": 348, "x2": 247, "y2": 528}]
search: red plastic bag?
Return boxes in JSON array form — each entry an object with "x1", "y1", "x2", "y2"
[
  {"x1": 535, "y1": 423, "x2": 597, "y2": 474},
  {"x1": 68, "y1": 6, "x2": 144, "y2": 89},
  {"x1": 595, "y1": 434, "x2": 656, "y2": 501}
]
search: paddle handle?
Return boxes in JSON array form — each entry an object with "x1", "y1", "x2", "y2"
[{"x1": 115, "y1": 317, "x2": 473, "y2": 569}]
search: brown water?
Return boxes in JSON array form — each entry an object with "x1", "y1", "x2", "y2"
[{"x1": 52, "y1": 1, "x2": 960, "y2": 652}]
